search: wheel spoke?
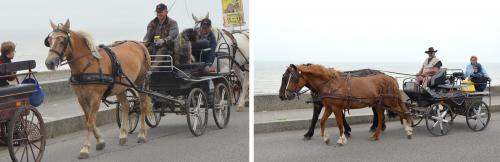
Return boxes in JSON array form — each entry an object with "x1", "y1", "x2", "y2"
[{"x1": 192, "y1": 114, "x2": 198, "y2": 131}]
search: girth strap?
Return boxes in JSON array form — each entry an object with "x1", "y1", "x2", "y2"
[{"x1": 70, "y1": 73, "x2": 114, "y2": 85}]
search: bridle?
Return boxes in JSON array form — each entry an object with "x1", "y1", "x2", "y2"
[
  {"x1": 45, "y1": 28, "x2": 95, "y2": 68},
  {"x1": 284, "y1": 68, "x2": 309, "y2": 99}
]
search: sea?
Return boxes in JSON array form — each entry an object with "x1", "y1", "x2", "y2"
[{"x1": 255, "y1": 61, "x2": 500, "y2": 95}]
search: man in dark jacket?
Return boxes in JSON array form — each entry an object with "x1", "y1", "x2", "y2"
[
  {"x1": 143, "y1": 3, "x2": 179, "y2": 67},
  {"x1": 0, "y1": 41, "x2": 16, "y2": 86},
  {"x1": 195, "y1": 18, "x2": 217, "y2": 65}
]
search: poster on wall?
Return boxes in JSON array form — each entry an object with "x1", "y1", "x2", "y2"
[{"x1": 222, "y1": 0, "x2": 245, "y2": 27}]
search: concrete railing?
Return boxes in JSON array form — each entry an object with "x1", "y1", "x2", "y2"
[{"x1": 255, "y1": 86, "x2": 500, "y2": 112}]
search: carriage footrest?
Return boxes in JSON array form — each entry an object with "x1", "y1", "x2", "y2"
[
  {"x1": 145, "y1": 91, "x2": 182, "y2": 104},
  {"x1": 412, "y1": 106, "x2": 428, "y2": 112}
]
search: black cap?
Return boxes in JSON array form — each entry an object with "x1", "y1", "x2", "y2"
[{"x1": 156, "y1": 3, "x2": 167, "y2": 12}]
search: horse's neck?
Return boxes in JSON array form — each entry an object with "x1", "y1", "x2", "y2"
[
  {"x1": 306, "y1": 71, "x2": 346, "y2": 96},
  {"x1": 67, "y1": 32, "x2": 94, "y2": 74}
]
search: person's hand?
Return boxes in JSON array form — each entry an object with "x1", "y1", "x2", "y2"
[{"x1": 154, "y1": 39, "x2": 165, "y2": 46}]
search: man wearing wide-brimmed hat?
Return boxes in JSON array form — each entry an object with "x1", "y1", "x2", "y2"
[{"x1": 416, "y1": 47, "x2": 442, "y2": 88}]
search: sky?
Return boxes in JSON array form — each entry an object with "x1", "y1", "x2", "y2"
[
  {"x1": 253, "y1": 0, "x2": 500, "y2": 63},
  {"x1": 0, "y1": 0, "x2": 249, "y2": 69}
]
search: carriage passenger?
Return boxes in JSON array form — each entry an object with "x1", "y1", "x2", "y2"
[
  {"x1": 143, "y1": 3, "x2": 179, "y2": 66},
  {"x1": 189, "y1": 18, "x2": 217, "y2": 72},
  {"x1": 465, "y1": 55, "x2": 490, "y2": 92},
  {"x1": 195, "y1": 19, "x2": 217, "y2": 65},
  {"x1": 0, "y1": 41, "x2": 17, "y2": 87},
  {"x1": 416, "y1": 47, "x2": 442, "y2": 88}
]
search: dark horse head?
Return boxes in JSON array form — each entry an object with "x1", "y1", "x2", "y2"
[
  {"x1": 279, "y1": 64, "x2": 307, "y2": 100},
  {"x1": 181, "y1": 28, "x2": 198, "y2": 42}
]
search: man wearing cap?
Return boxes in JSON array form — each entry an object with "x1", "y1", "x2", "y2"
[
  {"x1": 416, "y1": 47, "x2": 442, "y2": 88},
  {"x1": 143, "y1": 3, "x2": 179, "y2": 65},
  {"x1": 195, "y1": 19, "x2": 217, "y2": 66}
]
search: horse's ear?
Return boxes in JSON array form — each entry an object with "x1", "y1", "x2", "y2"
[
  {"x1": 192, "y1": 13, "x2": 199, "y2": 22},
  {"x1": 205, "y1": 12, "x2": 209, "y2": 19},
  {"x1": 62, "y1": 19, "x2": 70, "y2": 31},
  {"x1": 50, "y1": 20, "x2": 56, "y2": 30},
  {"x1": 290, "y1": 64, "x2": 297, "y2": 71}
]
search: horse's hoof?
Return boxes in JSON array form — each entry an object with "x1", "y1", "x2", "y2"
[
  {"x1": 137, "y1": 137, "x2": 147, "y2": 143},
  {"x1": 78, "y1": 152, "x2": 89, "y2": 159},
  {"x1": 325, "y1": 138, "x2": 330, "y2": 145},
  {"x1": 119, "y1": 138, "x2": 127, "y2": 146},
  {"x1": 96, "y1": 142, "x2": 106, "y2": 151},
  {"x1": 407, "y1": 135, "x2": 412, "y2": 139},
  {"x1": 345, "y1": 132, "x2": 351, "y2": 138}
]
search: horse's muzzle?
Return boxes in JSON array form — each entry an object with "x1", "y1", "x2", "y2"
[{"x1": 45, "y1": 55, "x2": 60, "y2": 70}]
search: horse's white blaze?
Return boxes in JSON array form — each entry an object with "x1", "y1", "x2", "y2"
[{"x1": 284, "y1": 74, "x2": 293, "y2": 97}]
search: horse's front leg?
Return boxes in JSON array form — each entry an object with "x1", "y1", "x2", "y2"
[
  {"x1": 332, "y1": 107, "x2": 347, "y2": 145},
  {"x1": 319, "y1": 106, "x2": 332, "y2": 144},
  {"x1": 237, "y1": 70, "x2": 248, "y2": 112},
  {"x1": 76, "y1": 97, "x2": 92, "y2": 159},
  {"x1": 342, "y1": 111, "x2": 351, "y2": 138},
  {"x1": 304, "y1": 102, "x2": 322, "y2": 140},
  {"x1": 89, "y1": 98, "x2": 105, "y2": 151}
]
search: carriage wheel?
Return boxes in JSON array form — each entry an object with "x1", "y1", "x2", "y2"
[
  {"x1": 213, "y1": 83, "x2": 231, "y2": 129},
  {"x1": 466, "y1": 101, "x2": 490, "y2": 131},
  {"x1": 186, "y1": 88, "x2": 209, "y2": 136},
  {"x1": 145, "y1": 103, "x2": 162, "y2": 128},
  {"x1": 115, "y1": 88, "x2": 140, "y2": 134},
  {"x1": 7, "y1": 105, "x2": 46, "y2": 162},
  {"x1": 425, "y1": 103, "x2": 452, "y2": 136}
]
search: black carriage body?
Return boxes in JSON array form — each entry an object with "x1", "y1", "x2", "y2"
[
  {"x1": 403, "y1": 68, "x2": 488, "y2": 113},
  {"x1": 403, "y1": 68, "x2": 491, "y2": 135}
]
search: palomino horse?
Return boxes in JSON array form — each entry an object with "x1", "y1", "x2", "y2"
[
  {"x1": 44, "y1": 20, "x2": 152, "y2": 159},
  {"x1": 279, "y1": 67, "x2": 394, "y2": 139},
  {"x1": 193, "y1": 13, "x2": 249, "y2": 112},
  {"x1": 283, "y1": 64, "x2": 412, "y2": 145}
]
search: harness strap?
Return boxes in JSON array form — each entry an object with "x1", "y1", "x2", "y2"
[
  {"x1": 70, "y1": 73, "x2": 114, "y2": 85},
  {"x1": 100, "y1": 46, "x2": 123, "y2": 99}
]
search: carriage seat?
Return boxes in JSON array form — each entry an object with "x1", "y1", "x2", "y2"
[
  {"x1": 191, "y1": 40, "x2": 210, "y2": 50},
  {"x1": 177, "y1": 62, "x2": 209, "y2": 76},
  {"x1": 0, "y1": 84, "x2": 36, "y2": 98},
  {"x1": 428, "y1": 68, "x2": 447, "y2": 88}
]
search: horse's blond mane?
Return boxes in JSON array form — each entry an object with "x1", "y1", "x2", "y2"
[{"x1": 75, "y1": 30, "x2": 98, "y2": 53}]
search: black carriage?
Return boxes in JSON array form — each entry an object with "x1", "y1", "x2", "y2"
[
  {"x1": 111, "y1": 49, "x2": 232, "y2": 137},
  {"x1": 403, "y1": 68, "x2": 491, "y2": 136},
  {"x1": 0, "y1": 60, "x2": 46, "y2": 162}
]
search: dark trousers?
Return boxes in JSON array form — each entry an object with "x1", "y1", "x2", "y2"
[{"x1": 471, "y1": 76, "x2": 488, "y2": 92}]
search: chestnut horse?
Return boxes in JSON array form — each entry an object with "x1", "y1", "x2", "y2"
[
  {"x1": 283, "y1": 64, "x2": 412, "y2": 145},
  {"x1": 44, "y1": 20, "x2": 152, "y2": 159},
  {"x1": 279, "y1": 67, "x2": 394, "y2": 139}
]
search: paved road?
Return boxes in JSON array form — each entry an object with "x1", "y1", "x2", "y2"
[
  {"x1": 0, "y1": 108, "x2": 248, "y2": 162},
  {"x1": 255, "y1": 112, "x2": 500, "y2": 162}
]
